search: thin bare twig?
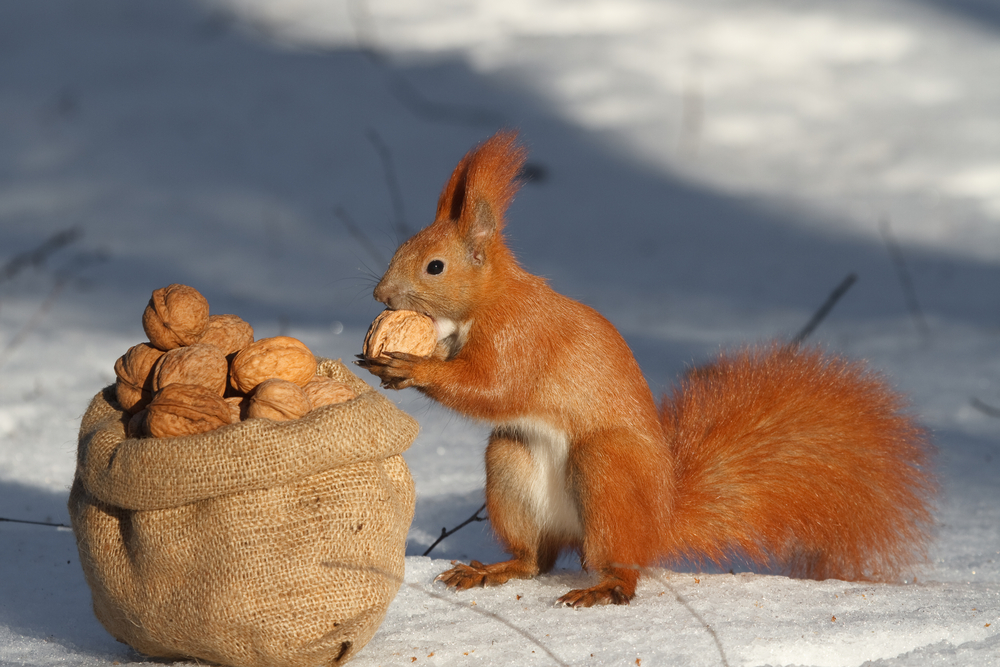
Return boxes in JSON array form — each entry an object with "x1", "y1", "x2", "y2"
[
  {"x1": 880, "y1": 218, "x2": 929, "y2": 337},
  {"x1": 0, "y1": 516, "x2": 71, "y2": 529},
  {"x1": 0, "y1": 227, "x2": 82, "y2": 284},
  {"x1": 0, "y1": 249, "x2": 108, "y2": 371},
  {"x1": 791, "y1": 273, "x2": 857, "y2": 345},
  {"x1": 642, "y1": 568, "x2": 731, "y2": 667},
  {"x1": 321, "y1": 559, "x2": 568, "y2": 665},
  {"x1": 0, "y1": 277, "x2": 69, "y2": 371},
  {"x1": 366, "y1": 128, "x2": 411, "y2": 239},
  {"x1": 403, "y1": 579, "x2": 569, "y2": 666},
  {"x1": 422, "y1": 503, "x2": 488, "y2": 557},
  {"x1": 970, "y1": 397, "x2": 1000, "y2": 418}
]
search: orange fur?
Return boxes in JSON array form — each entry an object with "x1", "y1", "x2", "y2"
[
  {"x1": 436, "y1": 129, "x2": 527, "y2": 229},
  {"x1": 662, "y1": 345, "x2": 934, "y2": 581},
  {"x1": 362, "y1": 131, "x2": 935, "y2": 607}
]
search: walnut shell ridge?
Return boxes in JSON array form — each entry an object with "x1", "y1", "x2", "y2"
[
  {"x1": 197, "y1": 314, "x2": 254, "y2": 357},
  {"x1": 152, "y1": 344, "x2": 228, "y2": 396},
  {"x1": 229, "y1": 336, "x2": 317, "y2": 394},
  {"x1": 363, "y1": 310, "x2": 437, "y2": 359},
  {"x1": 246, "y1": 378, "x2": 312, "y2": 422},
  {"x1": 145, "y1": 384, "x2": 234, "y2": 438},
  {"x1": 303, "y1": 375, "x2": 356, "y2": 409},
  {"x1": 114, "y1": 343, "x2": 166, "y2": 414},
  {"x1": 142, "y1": 284, "x2": 210, "y2": 350}
]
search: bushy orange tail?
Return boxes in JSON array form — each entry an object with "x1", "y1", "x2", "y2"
[{"x1": 660, "y1": 344, "x2": 935, "y2": 581}]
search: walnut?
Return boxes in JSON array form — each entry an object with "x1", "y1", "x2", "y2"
[
  {"x1": 114, "y1": 343, "x2": 166, "y2": 413},
  {"x1": 246, "y1": 378, "x2": 312, "y2": 422},
  {"x1": 303, "y1": 375, "x2": 356, "y2": 409},
  {"x1": 224, "y1": 396, "x2": 245, "y2": 423},
  {"x1": 197, "y1": 314, "x2": 254, "y2": 357},
  {"x1": 127, "y1": 409, "x2": 148, "y2": 438},
  {"x1": 363, "y1": 310, "x2": 437, "y2": 359},
  {"x1": 151, "y1": 344, "x2": 228, "y2": 396},
  {"x1": 229, "y1": 336, "x2": 316, "y2": 394},
  {"x1": 145, "y1": 384, "x2": 233, "y2": 438},
  {"x1": 142, "y1": 284, "x2": 210, "y2": 350}
]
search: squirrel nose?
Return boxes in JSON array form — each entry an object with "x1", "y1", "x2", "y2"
[{"x1": 373, "y1": 278, "x2": 393, "y2": 306}]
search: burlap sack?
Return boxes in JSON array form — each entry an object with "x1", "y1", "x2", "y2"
[{"x1": 69, "y1": 358, "x2": 417, "y2": 667}]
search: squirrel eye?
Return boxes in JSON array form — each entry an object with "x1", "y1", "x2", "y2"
[{"x1": 426, "y1": 259, "x2": 445, "y2": 275}]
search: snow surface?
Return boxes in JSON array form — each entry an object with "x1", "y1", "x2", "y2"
[{"x1": 1, "y1": 0, "x2": 999, "y2": 665}]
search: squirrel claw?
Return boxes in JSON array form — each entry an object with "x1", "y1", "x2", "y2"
[
  {"x1": 556, "y1": 585, "x2": 631, "y2": 608},
  {"x1": 384, "y1": 351, "x2": 424, "y2": 363},
  {"x1": 355, "y1": 351, "x2": 421, "y2": 389},
  {"x1": 437, "y1": 559, "x2": 535, "y2": 591},
  {"x1": 436, "y1": 562, "x2": 489, "y2": 590}
]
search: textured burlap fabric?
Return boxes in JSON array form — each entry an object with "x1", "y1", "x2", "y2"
[{"x1": 69, "y1": 358, "x2": 417, "y2": 667}]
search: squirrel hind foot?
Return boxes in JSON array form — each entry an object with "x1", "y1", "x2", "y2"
[
  {"x1": 436, "y1": 559, "x2": 537, "y2": 590},
  {"x1": 556, "y1": 583, "x2": 632, "y2": 608},
  {"x1": 556, "y1": 570, "x2": 637, "y2": 608}
]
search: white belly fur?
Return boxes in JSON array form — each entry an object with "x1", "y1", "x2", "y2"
[{"x1": 505, "y1": 418, "x2": 584, "y2": 540}]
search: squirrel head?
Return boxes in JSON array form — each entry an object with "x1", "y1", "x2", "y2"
[{"x1": 374, "y1": 130, "x2": 528, "y2": 325}]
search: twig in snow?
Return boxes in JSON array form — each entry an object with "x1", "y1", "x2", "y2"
[
  {"x1": 790, "y1": 273, "x2": 858, "y2": 346},
  {"x1": 336, "y1": 206, "x2": 388, "y2": 268},
  {"x1": 367, "y1": 128, "x2": 411, "y2": 239},
  {"x1": 970, "y1": 397, "x2": 1000, "y2": 419},
  {"x1": 422, "y1": 503, "x2": 488, "y2": 557},
  {"x1": 0, "y1": 516, "x2": 71, "y2": 529},
  {"x1": 0, "y1": 277, "x2": 69, "y2": 371},
  {"x1": 879, "y1": 218, "x2": 929, "y2": 337},
  {"x1": 319, "y1": 559, "x2": 568, "y2": 665},
  {"x1": 643, "y1": 568, "x2": 731, "y2": 667},
  {"x1": 0, "y1": 249, "x2": 108, "y2": 371},
  {"x1": 0, "y1": 227, "x2": 82, "y2": 284},
  {"x1": 403, "y1": 579, "x2": 569, "y2": 666}
]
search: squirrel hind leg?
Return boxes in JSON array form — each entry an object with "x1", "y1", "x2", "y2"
[{"x1": 553, "y1": 429, "x2": 672, "y2": 608}]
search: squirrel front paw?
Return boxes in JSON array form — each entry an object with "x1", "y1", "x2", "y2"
[{"x1": 355, "y1": 352, "x2": 424, "y2": 390}]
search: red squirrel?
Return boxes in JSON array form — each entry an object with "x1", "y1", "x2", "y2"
[{"x1": 358, "y1": 130, "x2": 935, "y2": 607}]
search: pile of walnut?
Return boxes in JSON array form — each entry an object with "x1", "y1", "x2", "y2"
[{"x1": 115, "y1": 284, "x2": 356, "y2": 439}]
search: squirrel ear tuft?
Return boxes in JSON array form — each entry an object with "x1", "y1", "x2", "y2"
[
  {"x1": 434, "y1": 129, "x2": 528, "y2": 238},
  {"x1": 466, "y1": 198, "x2": 496, "y2": 265},
  {"x1": 435, "y1": 152, "x2": 473, "y2": 224}
]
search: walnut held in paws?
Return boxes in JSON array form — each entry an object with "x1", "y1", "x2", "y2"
[
  {"x1": 363, "y1": 310, "x2": 437, "y2": 359},
  {"x1": 114, "y1": 343, "x2": 166, "y2": 414},
  {"x1": 145, "y1": 384, "x2": 233, "y2": 438},
  {"x1": 246, "y1": 378, "x2": 312, "y2": 422},
  {"x1": 229, "y1": 336, "x2": 317, "y2": 393},
  {"x1": 152, "y1": 344, "x2": 228, "y2": 396},
  {"x1": 303, "y1": 375, "x2": 356, "y2": 408},
  {"x1": 197, "y1": 314, "x2": 254, "y2": 357},
  {"x1": 142, "y1": 284, "x2": 210, "y2": 350}
]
